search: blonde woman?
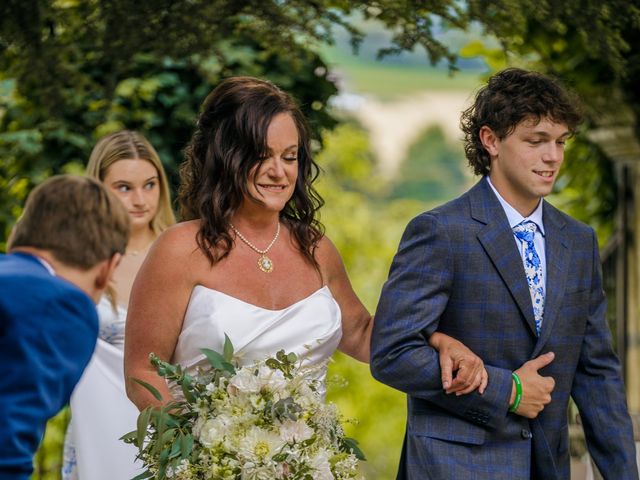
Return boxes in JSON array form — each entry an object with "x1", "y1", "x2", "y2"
[{"x1": 62, "y1": 130, "x2": 175, "y2": 480}]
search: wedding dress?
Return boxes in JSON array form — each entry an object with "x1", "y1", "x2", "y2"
[
  {"x1": 63, "y1": 285, "x2": 341, "y2": 479},
  {"x1": 173, "y1": 284, "x2": 342, "y2": 398},
  {"x1": 62, "y1": 297, "x2": 143, "y2": 480}
]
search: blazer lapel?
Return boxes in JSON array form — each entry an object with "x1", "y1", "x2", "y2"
[
  {"x1": 470, "y1": 179, "x2": 538, "y2": 337},
  {"x1": 532, "y1": 202, "x2": 570, "y2": 357}
]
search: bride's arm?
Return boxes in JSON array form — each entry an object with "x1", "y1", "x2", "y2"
[
  {"x1": 318, "y1": 236, "x2": 488, "y2": 395},
  {"x1": 316, "y1": 236, "x2": 372, "y2": 363},
  {"x1": 124, "y1": 224, "x2": 197, "y2": 410},
  {"x1": 428, "y1": 332, "x2": 488, "y2": 395}
]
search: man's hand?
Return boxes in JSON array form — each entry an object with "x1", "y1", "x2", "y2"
[
  {"x1": 429, "y1": 332, "x2": 488, "y2": 395},
  {"x1": 510, "y1": 352, "x2": 556, "y2": 418}
]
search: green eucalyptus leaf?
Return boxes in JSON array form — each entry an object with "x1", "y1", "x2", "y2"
[
  {"x1": 265, "y1": 358, "x2": 280, "y2": 370},
  {"x1": 159, "y1": 427, "x2": 176, "y2": 447},
  {"x1": 272, "y1": 452, "x2": 288, "y2": 462},
  {"x1": 131, "y1": 378, "x2": 163, "y2": 401},
  {"x1": 300, "y1": 437, "x2": 316, "y2": 448},
  {"x1": 342, "y1": 437, "x2": 366, "y2": 460},
  {"x1": 181, "y1": 375, "x2": 195, "y2": 403},
  {"x1": 169, "y1": 435, "x2": 182, "y2": 458},
  {"x1": 153, "y1": 410, "x2": 170, "y2": 454},
  {"x1": 223, "y1": 333, "x2": 234, "y2": 361},
  {"x1": 181, "y1": 433, "x2": 194, "y2": 458},
  {"x1": 158, "y1": 450, "x2": 169, "y2": 479},
  {"x1": 119, "y1": 430, "x2": 138, "y2": 443},
  {"x1": 131, "y1": 470, "x2": 155, "y2": 480},
  {"x1": 136, "y1": 408, "x2": 152, "y2": 450},
  {"x1": 200, "y1": 347, "x2": 236, "y2": 374},
  {"x1": 164, "y1": 415, "x2": 182, "y2": 429},
  {"x1": 159, "y1": 446, "x2": 170, "y2": 466}
]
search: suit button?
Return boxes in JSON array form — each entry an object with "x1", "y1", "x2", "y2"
[{"x1": 521, "y1": 429, "x2": 532, "y2": 439}]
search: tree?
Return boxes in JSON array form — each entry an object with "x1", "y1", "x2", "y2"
[
  {"x1": 0, "y1": 0, "x2": 474, "y2": 246},
  {"x1": 0, "y1": 1, "x2": 373, "y2": 246},
  {"x1": 2, "y1": 1, "x2": 637, "y2": 243},
  {"x1": 463, "y1": 0, "x2": 639, "y2": 235}
]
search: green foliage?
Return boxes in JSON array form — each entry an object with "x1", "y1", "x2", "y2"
[
  {"x1": 31, "y1": 408, "x2": 70, "y2": 480},
  {"x1": 318, "y1": 122, "x2": 429, "y2": 479},
  {"x1": 548, "y1": 134, "x2": 617, "y2": 244},
  {"x1": 466, "y1": 0, "x2": 639, "y2": 81},
  {"x1": 390, "y1": 126, "x2": 469, "y2": 204},
  {"x1": 0, "y1": 1, "x2": 479, "y2": 115},
  {"x1": 0, "y1": 2, "x2": 345, "y2": 240},
  {"x1": 3, "y1": 0, "x2": 634, "y2": 244}
]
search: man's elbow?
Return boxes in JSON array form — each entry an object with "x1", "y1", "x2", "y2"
[{"x1": 369, "y1": 347, "x2": 396, "y2": 386}]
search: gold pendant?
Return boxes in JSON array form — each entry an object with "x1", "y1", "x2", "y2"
[{"x1": 258, "y1": 255, "x2": 274, "y2": 273}]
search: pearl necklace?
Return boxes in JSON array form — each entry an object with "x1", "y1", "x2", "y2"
[{"x1": 230, "y1": 222, "x2": 280, "y2": 273}]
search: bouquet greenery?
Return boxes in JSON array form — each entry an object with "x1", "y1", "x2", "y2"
[{"x1": 123, "y1": 336, "x2": 364, "y2": 480}]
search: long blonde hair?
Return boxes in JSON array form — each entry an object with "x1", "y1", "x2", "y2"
[{"x1": 87, "y1": 130, "x2": 176, "y2": 233}]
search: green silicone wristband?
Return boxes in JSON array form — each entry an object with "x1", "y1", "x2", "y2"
[{"x1": 509, "y1": 372, "x2": 522, "y2": 413}]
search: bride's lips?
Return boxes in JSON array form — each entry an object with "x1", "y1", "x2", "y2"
[{"x1": 258, "y1": 184, "x2": 288, "y2": 191}]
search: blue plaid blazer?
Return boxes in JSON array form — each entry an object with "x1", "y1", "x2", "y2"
[{"x1": 371, "y1": 178, "x2": 638, "y2": 480}]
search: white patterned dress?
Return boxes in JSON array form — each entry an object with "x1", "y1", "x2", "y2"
[{"x1": 62, "y1": 297, "x2": 143, "y2": 480}]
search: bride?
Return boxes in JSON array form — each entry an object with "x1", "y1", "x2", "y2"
[{"x1": 124, "y1": 77, "x2": 487, "y2": 414}]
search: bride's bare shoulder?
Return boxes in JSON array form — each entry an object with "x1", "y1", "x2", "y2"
[
  {"x1": 313, "y1": 234, "x2": 346, "y2": 281},
  {"x1": 151, "y1": 220, "x2": 202, "y2": 258},
  {"x1": 156, "y1": 220, "x2": 200, "y2": 248}
]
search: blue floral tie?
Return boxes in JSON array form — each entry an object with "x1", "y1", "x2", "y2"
[{"x1": 513, "y1": 221, "x2": 544, "y2": 336}]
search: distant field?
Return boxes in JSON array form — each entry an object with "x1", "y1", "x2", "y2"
[{"x1": 322, "y1": 46, "x2": 483, "y2": 99}]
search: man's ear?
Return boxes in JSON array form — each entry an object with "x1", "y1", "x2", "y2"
[
  {"x1": 479, "y1": 125, "x2": 500, "y2": 157},
  {"x1": 94, "y1": 253, "x2": 122, "y2": 291}
]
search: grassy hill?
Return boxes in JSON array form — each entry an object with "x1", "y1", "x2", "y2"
[{"x1": 323, "y1": 45, "x2": 482, "y2": 100}]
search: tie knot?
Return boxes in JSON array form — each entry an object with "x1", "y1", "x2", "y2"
[{"x1": 513, "y1": 221, "x2": 537, "y2": 242}]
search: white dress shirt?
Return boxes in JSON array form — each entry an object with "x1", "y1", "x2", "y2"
[{"x1": 486, "y1": 177, "x2": 546, "y2": 296}]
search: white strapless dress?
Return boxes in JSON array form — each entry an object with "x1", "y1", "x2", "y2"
[{"x1": 173, "y1": 285, "x2": 342, "y2": 397}]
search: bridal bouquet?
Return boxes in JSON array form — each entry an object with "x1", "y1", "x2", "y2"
[{"x1": 123, "y1": 336, "x2": 364, "y2": 480}]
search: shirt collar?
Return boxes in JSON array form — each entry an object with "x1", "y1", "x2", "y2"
[
  {"x1": 36, "y1": 257, "x2": 56, "y2": 276},
  {"x1": 486, "y1": 177, "x2": 545, "y2": 236},
  {"x1": 12, "y1": 251, "x2": 57, "y2": 276}
]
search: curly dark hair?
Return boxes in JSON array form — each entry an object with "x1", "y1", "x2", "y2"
[
  {"x1": 461, "y1": 68, "x2": 583, "y2": 176},
  {"x1": 179, "y1": 76, "x2": 324, "y2": 267}
]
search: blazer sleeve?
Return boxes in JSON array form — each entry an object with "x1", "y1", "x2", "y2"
[
  {"x1": 370, "y1": 213, "x2": 513, "y2": 429},
  {"x1": 0, "y1": 283, "x2": 98, "y2": 476},
  {"x1": 571, "y1": 229, "x2": 639, "y2": 479}
]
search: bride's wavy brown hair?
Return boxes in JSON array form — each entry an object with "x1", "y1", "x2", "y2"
[{"x1": 179, "y1": 76, "x2": 324, "y2": 267}]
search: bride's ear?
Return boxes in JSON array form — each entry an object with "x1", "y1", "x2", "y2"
[{"x1": 94, "y1": 253, "x2": 122, "y2": 292}]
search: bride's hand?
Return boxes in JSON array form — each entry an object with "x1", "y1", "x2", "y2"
[{"x1": 429, "y1": 332, "x2": 488, "y2": 396}]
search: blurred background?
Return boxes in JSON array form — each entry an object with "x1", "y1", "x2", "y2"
[{"x1": 1, "y1": 1, "x2": 639, "y2": 478}]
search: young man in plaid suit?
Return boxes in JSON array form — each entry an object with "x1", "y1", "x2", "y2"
[{"x1": 371, "y1": 68, "x2": 638, "y2": 479}]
